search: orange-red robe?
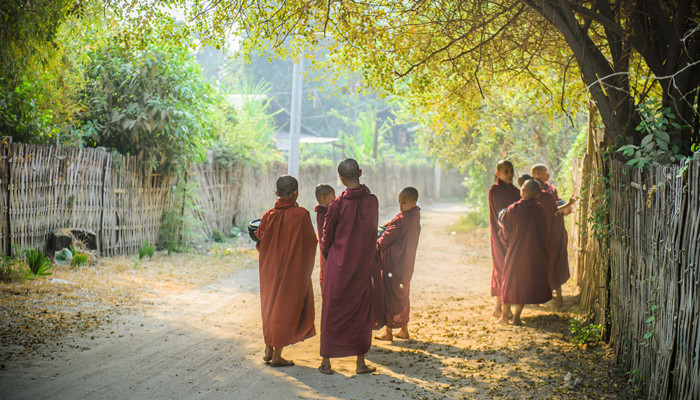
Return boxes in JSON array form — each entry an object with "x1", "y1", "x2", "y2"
[
  {"x1": 255, "y1": 197, "x2": 317, "y2": 348},
  {"x1": 498, "y1": 198, "x2": 552, "y2": 304},
  {"x1": 377, "y1": 206, "x2": 421, "y2": 328},
  {"x1": 319, "y1": 185, "x2": 378, "y2": 358},
  {"x1": 488, "y1": 179, "x2": 521, "y2": 296},
  {"x1": 537, "y1": 180, "x2": 570, "y2": 287},
  {"x1": 315, "y1": 205, "x2": 328, "y2": 293}
]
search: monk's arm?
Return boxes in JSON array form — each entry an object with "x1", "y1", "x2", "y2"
[
  {"x1": 498, "y1": 208, "x2": 513, "y2": 244},
  {"x1": 378, "y1": 217, "x2": 403, "y2": 251},
  {"x1": 320, "y1": 202, "x2": 340, "y2": 258},
  {"x1": 254, "y1": 212, "x2": 268, "y2": 251}
]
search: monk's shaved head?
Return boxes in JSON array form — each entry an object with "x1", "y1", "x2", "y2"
[
  {"x1": 338, "y1": 158, "x2": 360, "y2": 182},
  {"x1": 497, "y1": 159, "x2": 514, "y2": 172},
  {"x1": 400, "y1": 187, "x2": 419, "y2": 202},
  {"x1": 531, "y1": 163, "x2": 548, "y2": 175},
  {"x1": 517, "y1": 173, "x2": 532, "y2": 187},
  {"x1": 521, "y1": 179, "x2": 541, "y2": 199},
  {"x1": 276, "y1": 175, "x2": 298, "y2": 198},
  {"x1": 315, "y1": 184, "x2": 334, "y2": 202}
]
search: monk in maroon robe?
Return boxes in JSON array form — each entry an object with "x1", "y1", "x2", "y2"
[
  {"x1": 488, "y1": 160, "x2": 521, "y2": 318},
  {"x1": 374, "y1": 187, "x2": 421, "y2": 342},
  {"x1": 318, "y1": 159, "x2": 378, "y2": 375},
  {"x1": 314, "y1": 184, "x2": 335, "y2": 294},
  {"x1": 531, "y1": 164, "x2": 575, "y2": 307},
  {"x1": 255, "y1": 175, "x2": 317, "y2": 367},
  {"x1": 498, "y1": 179, "x2": 552, "y2": 325}
]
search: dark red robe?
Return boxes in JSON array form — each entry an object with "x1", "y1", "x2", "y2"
[
  {"x1": 488, "y1": 179, "x2": 521, "y2": 296},
  {"x1": 319, "y1": 184, "x2": 378, "y2": 358},
  {"x1": 498, "y1": 198, "x2": 552, "y2": 304},
  {"x1": 377, "y1": 206, "x2": 421, "y2": 328},
  {"x1": 255, "y1": 197, "x2": 317, "y2": 348},
  {"x1": 537, "y1": 180, "x2": 570, "y2": 287},
  {"x1": 314, "y1": 205, "x2": 328, "y2": 292}
]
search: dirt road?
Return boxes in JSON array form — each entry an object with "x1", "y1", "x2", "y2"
[{"x1": 0, "y1": 203, "x2": 633, "y2": 399}]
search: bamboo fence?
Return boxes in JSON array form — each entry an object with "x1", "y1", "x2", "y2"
[
  {"x1": 0, "y1": 143, "x2": 458, "y2": 257},
  {"x1": 570, "y1": 122, "x2": 699, "y2": 398},
  {"x1": 607, "y1": 158, "x2": 699, "y2": 399}
]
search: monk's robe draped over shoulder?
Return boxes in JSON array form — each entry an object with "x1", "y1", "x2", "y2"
[
  {"x1": 378, "y1": 206, "x2": 421, "y2": 328},
  {"x1": 537, "y1": 180, "x2": 570, "y2": 288},
  {"x1": 320, "y1": 185, "x2": 378, "y2": 358},
  {"x1": 498, "y1": 198, "x2": 552, "y2": 305},
  {"x1": 315, "y1": 205, "x2": 329, "y2": 292},
  {"x1": 255, "y1": 197, "x2": 317, "y2": 348},
  {"x1": 488, "y1": 179, "x2": 521, "y2": 296}
]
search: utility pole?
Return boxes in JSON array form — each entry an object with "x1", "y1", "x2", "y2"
[{"x1": 288, "y1": 57, "x2": 303, "y2": 178}]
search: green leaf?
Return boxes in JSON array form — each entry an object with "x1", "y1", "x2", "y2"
[
  {"x1": 645, "y1": 316, "x2": 655, "y2": 323},
  {"x1": 644, "y1": 331, "x2": 653, "y2": 339},
  {"x1": 657, "y1": 130, "x2": 670, "y2": 144},
  {"x1": 641, "y1": 135, "x2": 653, "y2": 147}
]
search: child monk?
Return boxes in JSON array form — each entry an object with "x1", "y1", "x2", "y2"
[
  {"x1": 488, "y1": 160, "x2": 521, "y2": 318},
  {"x1": 498, "y1": 179, "x2": 552, "y2": 325},
  {"x1": 374, "y1": 187, "x2": 421, "y2": 342},
  {"x1": 314, "y1": 184, "x2": 336, "y2": 294},
  {"x1": 531, "y1": 164, "x2": 575, "y2": 307},
  {"x1": 254, "y1": 175, "x2": 317, "y2": 367},
  {"x1": 318, "y1": 158, "x2": 378, "y2": 375}
]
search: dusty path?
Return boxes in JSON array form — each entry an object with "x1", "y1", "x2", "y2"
[{"x1": 0, "y1": 203, "x2": 633, "y2": 399}]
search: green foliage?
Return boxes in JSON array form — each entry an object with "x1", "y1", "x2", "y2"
[
  {"x1": 213, "y1": 79, "x2": 280, "y2": 165},
  {"x1": 570, "y1": 316, "x2": 603, "y2": 346},
  {"x1": 70, "y1": 253, "x2": 89, "y2": 267},
  {"x1": 449, "y1": 211, "x2": 488, "y2": 233},
  {"x1": 336, "y1": 111, "x2": 391, "y2": 166},
  {"x1": 617, "y1": 101, "x2": 686, "y2": 169},
  {"x1": 76, "y1": 38, "x2": 217, "y2": 174},
  {"x1": 211, "y1": 230, "x2": 224, "y2": 243},
  {"x1": 25, "y1": 248, "x2": 52, "y2": 276},
  {"x1": 678, "y1": 143, "x2": 699, "y2": 178},
  {"x1": 158, "y1": 179, "x2": 203, "y2": 253},
  {"x1": 138, "y1": 241, "x2": 156, "y2": 260},
  {"x1": 0, "y1": 255, "x2": 28, "y2": 282},
  {"x1": 0, "y1": 0, "x2": 89, "y2": 144}
]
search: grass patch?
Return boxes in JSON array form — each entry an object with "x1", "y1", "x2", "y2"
[{"x1": 449, "y1": 210, "x2": 488, "y2": 232}]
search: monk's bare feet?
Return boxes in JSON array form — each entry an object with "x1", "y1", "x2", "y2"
[
  {"x1": 270, "y1": 358, "x2": 295, "y2": 367},
  {"x1": 374, "y1": 332, "x2": 393, "y2": 341},
  {"x1": 356, "y1": 364, "x2": 377, "y2": 374},
  {"x1": 492, "y1": 305, "x2": 502, "y2": 318},
  {"x1": 318, "y1": 358, "x2": 334, "y2": 375},
  {"x1": 554, "y1": 296, "x2": 564, "y2": 309},
  {"x1": 395, "y1": 327, "x2": 409, "y2": 339},
  {"x1": 355, "y1": 355, "x2": 376, "y2": 375},
  {"x1": 513, "y1": 317, "x2": 523, "y2": 326},
  {"x1": 497, "y1": 317, "x2": 509, "y2": 325},
  {"x1": 263, "y1": 345, "x2": 273, "y2": 364}
]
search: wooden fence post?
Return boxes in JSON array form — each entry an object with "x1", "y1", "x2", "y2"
[{"x1": 1, "y1": 137, "x2": 11, "y2": 256}]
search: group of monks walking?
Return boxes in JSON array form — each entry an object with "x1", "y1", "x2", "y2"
[
  {"x1": 253, "y1": 158, "x2": 421, "y2": 375},
  {"x1": 489, "y1": 161, "x2": 576, "y2": 325}
]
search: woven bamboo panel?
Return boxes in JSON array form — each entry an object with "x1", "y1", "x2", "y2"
[
  {"x1": 103, "y1": 156, "x2": 171, "y2": 256},
  {"x1": 0, "y1": 138, "x2": 10, "y2": 255},
  {"x1": 189, "y1": 159, "x2": 245, "y2": 239},
  {"x1": 6, "y1": 144, "x2": 107, "y2": 256}
]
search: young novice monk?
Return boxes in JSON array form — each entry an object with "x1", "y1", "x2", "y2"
[
  {"x1": 374, "y1": 187, "x2": 421, "y2": 342},
  {"x1": 531, "y1": 164, "x2": 575, "y2": 307},
  {"x1": 314, "y1": 184, "x2": 336, "y2": 293},
  {"x1": 319, "y1": 158, "x2": 378, "y2": 375},
  {"x1": 498, "y1": 179, "x2": 552, "y2": 325},
  {"x1": 488, "y1": 160, "x2": 521, "y2": 318},
  {"x1": 255, "y1": 175, "x2": 318, "y2": 367}
]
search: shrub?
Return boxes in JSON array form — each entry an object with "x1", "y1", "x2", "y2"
[
  {"x1": 70, "y1": 253, "x2": 89, "y2": 267},
  {"x1": 25, "y1": 248, "x2": 52, "y2": 276}
]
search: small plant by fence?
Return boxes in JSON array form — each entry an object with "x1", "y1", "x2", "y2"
[
  {"x1": 571, "y1": 128, "x2": 700, "y2": 398},
  {"x1": 0, "y1": 141, "x2": 464, "y2": 257}
]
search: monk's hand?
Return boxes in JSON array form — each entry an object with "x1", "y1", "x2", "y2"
[{"x1": 376, "y1": 243, "x2": 380, "y2": 251}]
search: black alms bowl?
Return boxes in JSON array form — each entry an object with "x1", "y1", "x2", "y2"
[{"x1": 248, "y1": 219, "x2": 261, "y2": 243}]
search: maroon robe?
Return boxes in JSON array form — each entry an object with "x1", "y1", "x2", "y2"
[
  {"x1": 498, "y1": 198, "x2": 552, "y2": 304},
  {"x1": 315, "y1": 205, "x2": 328, "y2": 292},
  {"x1": 255, "y1": 197, "x2": 317, "y2": 347},
  {"x1": 536, "y1": 180, "x2": 570, "y2": 287},
  {"x1": 377, "y1": 206, "x2": 421, "y2": 328},
  {"x1": 488, "y1": 179, "x2": 521, "y2": 296},
  {"x1": 319, "y1": 184, "x2": 378, "y2": 358}
]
